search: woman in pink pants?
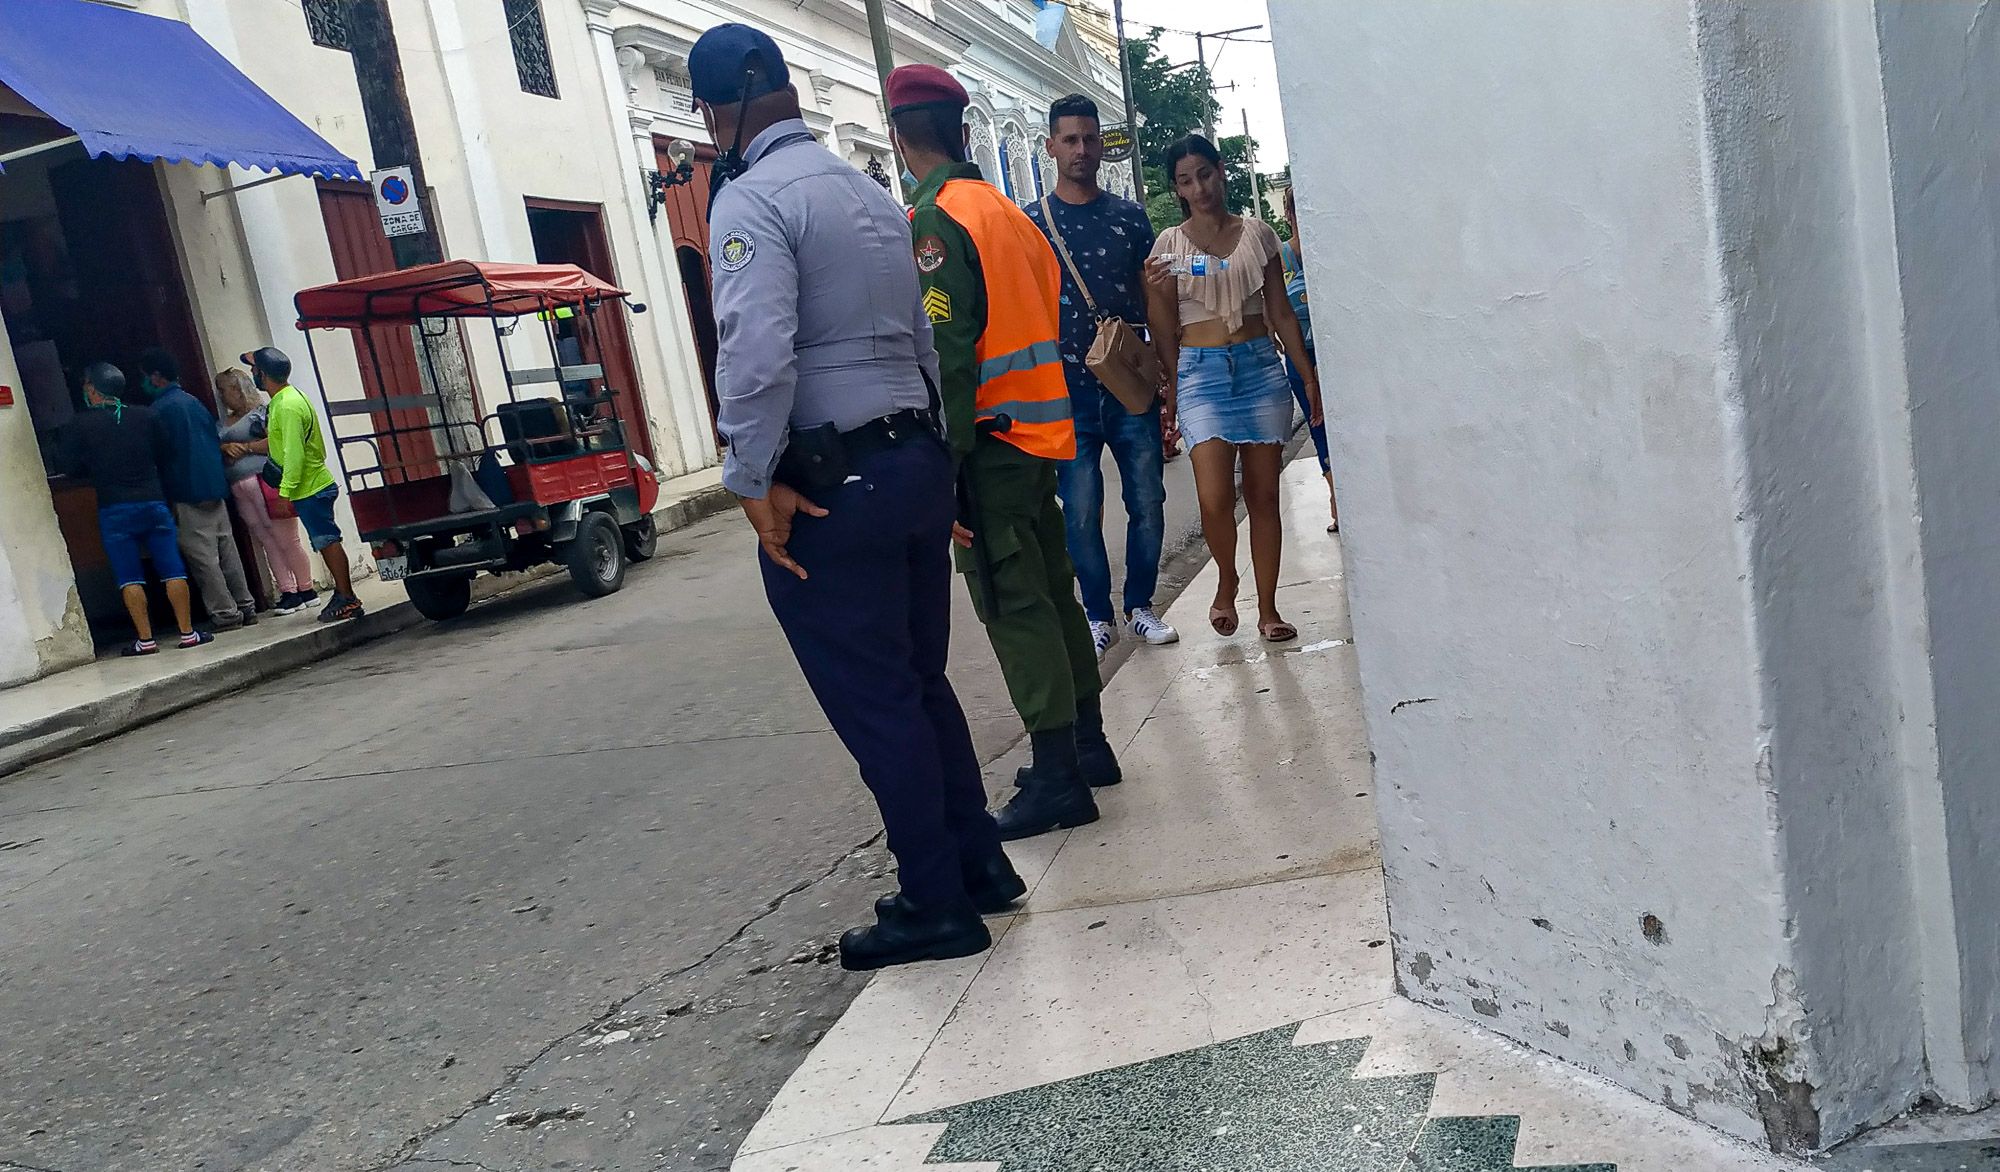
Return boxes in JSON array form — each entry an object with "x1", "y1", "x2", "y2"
[{"x1": 215, "y1": 369, "x2": 318, "y2": 615}]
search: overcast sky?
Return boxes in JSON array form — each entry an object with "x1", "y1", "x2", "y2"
[{"x1": 1113, "y1": 0, "x2": 1289, "y2": 170}]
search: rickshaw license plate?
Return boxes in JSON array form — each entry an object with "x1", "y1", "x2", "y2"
[{"x1": 378, "y1": 556, "x2": 408, "y2": 582}]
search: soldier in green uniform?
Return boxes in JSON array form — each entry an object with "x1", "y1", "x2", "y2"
[{"x1": 888, "y1": 65, "x2": 1120, "y2": 841}]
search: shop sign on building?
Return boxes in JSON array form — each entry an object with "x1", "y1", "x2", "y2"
[
  {"x1": 1101, "y1": 125, "x2": 1134, "y2": 163},
  {"x1": 372, "y1": 166, "x2": 426, "y2": 238}
]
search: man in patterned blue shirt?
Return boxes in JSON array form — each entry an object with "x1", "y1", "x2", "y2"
[{"x1": 1025, "y1": 94, "x2": 1178, "y2": 661}]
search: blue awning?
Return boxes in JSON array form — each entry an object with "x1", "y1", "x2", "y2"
[{"x1": 0, "y1": 0, "x2": 361, "y2": 180}]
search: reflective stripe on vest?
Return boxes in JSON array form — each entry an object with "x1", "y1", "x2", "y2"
[
  {"x1": 978, "y1": 340, "x2": 1061, "y2": 386},
  {"x1": 934, "y1": 177, "x2": 1074, "y2": 461}
]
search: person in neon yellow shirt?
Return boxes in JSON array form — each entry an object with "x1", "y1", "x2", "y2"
[{"x1": 227, "y1": 348, "x2": 364, "y2": 622}]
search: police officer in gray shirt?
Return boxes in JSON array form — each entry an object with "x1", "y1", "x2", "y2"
[{"x1": 693, "y1": 24, "x2": 1022, "y2": 971}]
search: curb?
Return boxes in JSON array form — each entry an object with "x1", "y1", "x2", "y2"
[{"x1": 0, "y1": 485, "x2": 736, "y2": 781}]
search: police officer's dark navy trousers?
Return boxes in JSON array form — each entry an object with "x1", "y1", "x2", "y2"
[{"x1": 760, "y1": 437, "x2": 1002, "y2": 912}]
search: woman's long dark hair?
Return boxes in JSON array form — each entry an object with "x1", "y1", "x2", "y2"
[{"x1": 1162, "y1": 134, "x2": 1226, "y2": 219}]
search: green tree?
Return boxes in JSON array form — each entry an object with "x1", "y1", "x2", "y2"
[{"x1": 1124, "y1": 32, "x2": 1265, "y2": 232}]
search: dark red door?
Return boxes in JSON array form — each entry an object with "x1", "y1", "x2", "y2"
[
  {"x1": 523, "y1": 199, "x2": 654, "y2": 461},
  {"x1": 315, "y1": 181, "x2": 441, "y2": 482}
]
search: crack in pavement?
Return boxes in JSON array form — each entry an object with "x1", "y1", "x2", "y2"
[
  {"x1": 1, "y1": 1159, "x2": 72, "y2": 1172},
  {"x1": 365, "y1": 826, "x2": 888, "y2": 1172},
  {"x1": 395, "y1": 1158, "x2": 503, "y2": 1172}
]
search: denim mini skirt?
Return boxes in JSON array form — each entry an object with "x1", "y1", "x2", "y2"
[{"x1": 1175, "y1": 336, "x2": 1293, "y2": 447}]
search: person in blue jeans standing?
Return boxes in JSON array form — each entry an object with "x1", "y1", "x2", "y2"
[
  {"x1": 1280, "y1": 184, "x2": 1338, "y2": 533},
  {"x1": 56, "y1": 363, "x2": 214, "y2": 655},
  {"x1": 1025, "y1": 94, "x2": 1178, "y2": 661}
]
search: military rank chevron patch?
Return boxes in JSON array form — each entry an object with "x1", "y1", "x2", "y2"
[{"x1": 923, "y1": 287, "x2": 953, "y2": 323}]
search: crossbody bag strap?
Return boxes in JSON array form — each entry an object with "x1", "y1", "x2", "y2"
[{"x1": 1039, "y1": 195, "x2": 1102, "y2": 319}]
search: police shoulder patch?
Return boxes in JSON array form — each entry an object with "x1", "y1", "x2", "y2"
[
  {"x1": 915, "y1": 235, "x2": 947, "y2": 274},
  {"x1": 717, "y1": 230, "x2": 756, "y2": 272},
  {"x1": 922, "y1": 287, "x2": 953, "y2": 323}
]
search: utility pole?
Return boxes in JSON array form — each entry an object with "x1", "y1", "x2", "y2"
[
  {"x1": 343, "y1": 0, "x2": 441, "y2": 270},
  {"x1": 862, "y1": 0, "x2": 908, "y2": 198},
  {"x1": 1112, "y1": 0, "x2": 1144, "y2": 204},
  {"x1": 1243, "y1": 107, "x2": 1262, "y2": 219},
  {"x1": 340, "y1": 0, "x2": 490, "y2": 512},
  {"x1": 863, "y1": 0, "x2": 897, "y2": 132},
  {"x1": 1193, "y1": 24, "x2": 1260, "y2": 141}
]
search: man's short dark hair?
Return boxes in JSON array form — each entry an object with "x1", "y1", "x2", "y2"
[
  {"x1": 1048, "y1": 94, "x2": 1099, "y2": 135},
  {"x1": 891, "y1": 103, "x2": 968, "y2": 164},
  {"x1": 246, "y1": 347, "x2": 292, "y2": 386},
  {"x1": 138, "y1": 346, "x2": 178, "y2": 384},
  {"x1": 83, "y1": 362, "x2": 127, "y2": 402}
]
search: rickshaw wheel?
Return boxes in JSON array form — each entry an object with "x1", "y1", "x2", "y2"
[
  {"x1": 624, "y1": 515, "x2": 658, "y2": 562},
  {"x1": 566, "y1": 512, "x2": 627, "y2": 598},
  {"x1": 405, "y1": 573, "x2": 473, "y2": 621}
]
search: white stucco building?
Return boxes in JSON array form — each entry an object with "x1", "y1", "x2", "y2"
[
  {"x1": 941, "y1": 0, "x2": 1134, "y2": 204},
  {"x1": 586, "y1": 0, "x2": 1130, "y2": 445},
  {"x1": 1274, "y1": 0, "x2": 2000, "y2": 1156},
  {"x1": 0, "y1": 0, "x2": 713, "y2": 683}
]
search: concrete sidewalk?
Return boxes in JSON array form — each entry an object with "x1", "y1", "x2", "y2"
[
  {"x1": 0, "y1": 468, "x2": 731, "y2": 779},
  {"x1": 721, "y1": 456, "x2": 1842, "y2": 1172}
]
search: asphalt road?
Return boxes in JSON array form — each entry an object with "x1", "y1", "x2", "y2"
[{"x1": 0, "y1": 452, "x2": 1206, "y2": 1172}]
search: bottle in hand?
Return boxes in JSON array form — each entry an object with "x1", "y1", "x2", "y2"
[{"x1": 1167, "y1": 253, "x2": 1230, "y2": 277}]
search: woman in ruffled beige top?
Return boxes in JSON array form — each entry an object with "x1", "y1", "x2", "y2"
[{"x1": 1144, "y1": 135, "x2": 1322, "y2": 643}]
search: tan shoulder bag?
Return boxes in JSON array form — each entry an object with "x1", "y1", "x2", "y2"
[{"x1": 1040, "y1": 196, "x2": 1162, "y2": 415}]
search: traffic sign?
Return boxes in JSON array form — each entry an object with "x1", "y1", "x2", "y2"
[{"x1": 372, "y1": 166, "x2": 427, "y2": 238}]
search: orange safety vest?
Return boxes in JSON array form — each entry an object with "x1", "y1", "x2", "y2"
[{"x1": 934, "y1": 178, "x2": 1074, "y2": 461}]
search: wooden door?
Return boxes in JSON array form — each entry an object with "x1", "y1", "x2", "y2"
[
  {"x1": 315, "y1": 181, "x2": 441, "y2": 481},
  {"x1": 49, "y1": 158, "x2": 212, "y2": 407},
  {"x1": 523, "y1": 199, "x2": 654, "y2": 461}
]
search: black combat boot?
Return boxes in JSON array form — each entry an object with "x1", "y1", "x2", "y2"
[
  {"x1": 1074, "y1": 693, "x2": 1122, "y2": 788},
  {"x1": 840, "y1": 894, "x2": 992, "y2": 971},
  {"x1": 962, "y1": 849, "x2": 1027, "y2": 913},
  {"x1": 995, "y1": 726, "x2": 1100, "y2": 841},
  {"x1": 874, "y1": 850, "x2": 1026, "y2": 919}
]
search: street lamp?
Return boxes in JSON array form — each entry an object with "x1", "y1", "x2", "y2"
[{"x1": 645, "y1": 138, "x2": 698, "y2": 224}]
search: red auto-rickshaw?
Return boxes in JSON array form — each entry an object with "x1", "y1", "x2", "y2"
[{"x1": 292, "y1": 260, "x2": 662, "y2": 620}]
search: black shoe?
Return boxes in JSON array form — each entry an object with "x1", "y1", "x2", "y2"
[
  {"x1": 963, "y1": 850, "x2": 1027, "y2": 913},
  {"x1": 996, "y1": 726, "x2": 1100, "y2": 841},
  {"x1": 1075, "y1": 695, "x2": 1122, "y2": 787},
  {"x1": 876, "y1": 851, "x2": 1028, "y2": 920},
  {"x1": 840, "y1": 895, "x2": 991, "y2": 971}
]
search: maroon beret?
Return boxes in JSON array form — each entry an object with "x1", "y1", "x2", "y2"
[{"x1": 886, "y1": 65, "x2": 968, "y2": 115}]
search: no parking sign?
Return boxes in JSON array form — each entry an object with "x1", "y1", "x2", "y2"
[{"x1": 372, "y1": 166, "x2": 426, "y2": 238}]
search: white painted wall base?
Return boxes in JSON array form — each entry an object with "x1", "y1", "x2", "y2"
[{"x1": 1273, "y1": 0, "x2": 2000, "y2": 1152}]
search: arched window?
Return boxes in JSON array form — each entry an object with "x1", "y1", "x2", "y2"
[{"x1": 967, "y1": 108, "x2": 1001, "y2": 188}]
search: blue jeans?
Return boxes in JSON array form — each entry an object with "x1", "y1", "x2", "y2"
[
  {"x1": 1056, "y1": 386, "x2": 1167, "y2": 624},
  {"x1": 1285, "y1": 341, "x2": 1330, "y2": 474}
]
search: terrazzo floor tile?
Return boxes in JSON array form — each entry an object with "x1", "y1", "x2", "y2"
[
  {"x1": 731, "y1": 1123, "x2": 996, "y2": 1171},
  {"x1": 737, "y1": 945, "x2": 1007, "y2": 1156},
  {"x1": 907, "y1": 1027, "x2": 1434, "y2": 1171},
  {"x1": 1813, "y1": 1137, "x2": 2000, "y2": 1171},
  {"x1": 886, "y1": 870, "x2": 1393, "y2": 1118},
  {"x1": 1300, "y1": 999, "x2": 1801, "y2": 1172}
]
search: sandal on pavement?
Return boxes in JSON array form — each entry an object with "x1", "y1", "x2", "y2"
[
  {"x1": 1209, "y1": 604, "x2": 1239, "y2": 637},
  {"x1": 120, "y1": 639, "x2": 159, "y2": 657},
  {"x1": 1260, "y1": 619, "x2": 1299, "y2": 644},
  {"x1": 176, "y1": 630, "x2": 215, "y2": 650}
]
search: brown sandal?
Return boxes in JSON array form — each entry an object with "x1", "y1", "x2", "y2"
[
  {"x1": 1210, "y1": 604, "x2": 1239, "y2": 636},
  {"x1": 1259, "y1": 619, "x2": 1298, "y2": 644}
]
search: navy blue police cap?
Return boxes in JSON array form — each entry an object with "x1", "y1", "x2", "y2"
[{"x1": 687, "y1": 24, "x2": 790, "y2": 111}]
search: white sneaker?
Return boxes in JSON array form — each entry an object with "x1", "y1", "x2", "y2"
[
  {"x1": 1090, "y1": 620, "x2": 1118, "y2": 661},
  {"x1": 1127, "y1": 607, "x2": 1180, "y2": 646}
]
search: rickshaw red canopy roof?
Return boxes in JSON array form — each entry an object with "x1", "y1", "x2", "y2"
[{"x1": 294, "y1": 260, "x2": 629, "y2": 328}]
